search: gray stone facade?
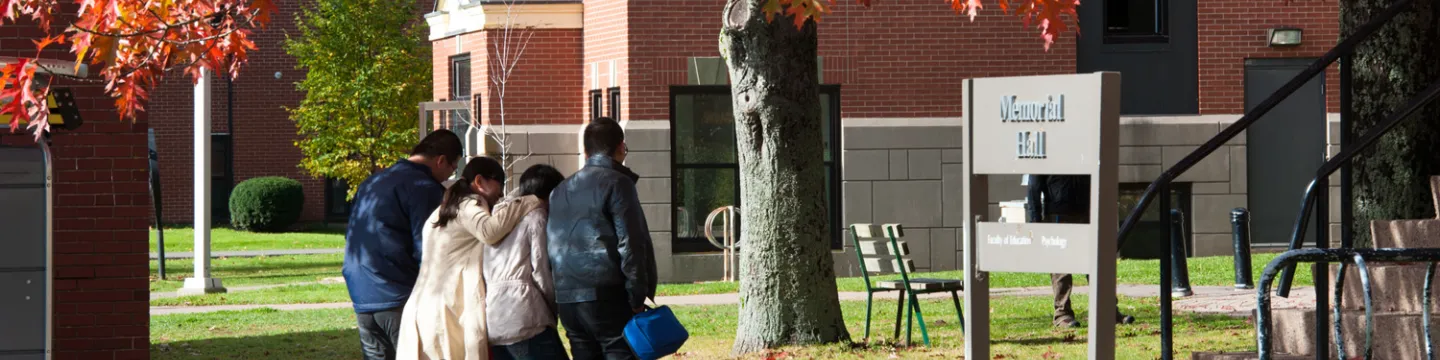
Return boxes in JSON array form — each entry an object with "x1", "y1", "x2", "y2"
[{"x1": 481, "y1": 115, "x2": 1341, "y2": 283}]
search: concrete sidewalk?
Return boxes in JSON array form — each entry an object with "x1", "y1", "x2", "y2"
[
  {"x1": 150, "y1": 248, "x2": 342, "y2": 260},
  {"x1": 151, "y1": 284, "x2": 1316, "y2": 316}
]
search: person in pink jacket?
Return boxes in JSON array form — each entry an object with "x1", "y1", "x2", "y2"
[{"x1": 485, "y1": 164, "x2": 569, "y2": 360}]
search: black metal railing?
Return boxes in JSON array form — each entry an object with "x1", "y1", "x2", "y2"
[
  {"x1": 1274, "y1": 76, "x2": 1440, "y2": 296},
  {"x1": 1256, "y1": 248, "x2": 1440, "y2": 360},
  {"x1": 1110, "y1": 0, "x2": 1429, "y2": 358}
]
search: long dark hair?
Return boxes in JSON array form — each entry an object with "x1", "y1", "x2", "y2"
[
  {"x1": 518, "y1": 164, "x2": 565, "y2": 202},
  {"x1": 434, "y1": 156, "x2": 506, "y2": 228}
]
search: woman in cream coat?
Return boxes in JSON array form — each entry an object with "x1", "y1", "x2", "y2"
[{"x1": 397, "y1": 157, "x2": 541, "y2": 360}]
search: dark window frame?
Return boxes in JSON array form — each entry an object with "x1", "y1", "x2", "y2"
[
  {"x1": 1101, "y1": 0, "x2": 1170, "y2": 44},
  {"x1": 448, "y1": 54, "x2": 472, "y2": 100},
  {"x1": 668, "y1": 84, "x2": 844, "y2": 253},
  {"x1": 211, "y1": 133, "x2": 233, "y2": 223},
  {"x1": 607, "y1": 87, "x2": 621, "y2": 120},
  {"x1": 323, "y1": 177, "x2": 351, "y2": 223},
  {"x1": 590, "y1": 89, "x2": 603, "y2": 120}
]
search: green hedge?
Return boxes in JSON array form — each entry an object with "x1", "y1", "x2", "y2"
[{"x1": 229, "y1": 177, "x2": 305, "y2": 232}]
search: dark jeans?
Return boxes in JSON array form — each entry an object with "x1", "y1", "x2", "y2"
[
  {"x1": 356, "y1": 307, "x2": 404, "y2": 360},
  {"x1": 557, "y1": 292, "x2": 637, "y2": 360},
  {"x1": 492, "y1": 327, "x2": 570, "y2": 360},
  {"x1": 1046, "y1": 214, "x2": 1129, "y2": 325}
]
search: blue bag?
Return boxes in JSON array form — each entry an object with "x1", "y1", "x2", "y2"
[{"x1": 624, "y1": 303, "x2": 689, "y2": 360}]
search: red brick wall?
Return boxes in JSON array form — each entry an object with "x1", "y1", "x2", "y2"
[
  {"x1": 434, "y1": 28, "x2": 584, "y2": 126},
  {"x1": 1197, "y1": 2, "x2": 1340, "y2": 114},
  {"x1": 433, "y1": 31, "x2": 489, "y2": 103},
  {"x1": 482, "y1": 29, "x2": 584, "y2": 125},
  {"x1": 443, "y1": 3, "x2": 1341, "y2": 121},
  {"x1": 150, "y1": 0, "x2": 323, "y2": 224},
  {"x1": 585, "y1": 0, "x2": 629, "y2": 122},
  {"x1": 2, "y1": 22, "x2": 151, "y2": 360},
  {"x1": 622, "y1": 4, "x2": 1077, "y2": 121}
]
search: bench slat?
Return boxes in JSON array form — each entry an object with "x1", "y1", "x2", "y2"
[
  {"x1": 851, "y1": 224, "x2": 881, "y2": 239},
  {"x1": 857, "y1": 241, "x2": 909, "y2": 256}
]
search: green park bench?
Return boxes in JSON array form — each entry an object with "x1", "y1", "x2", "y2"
[{"x1": 849, "y1": 223, "x2": 965, "y2": 346}]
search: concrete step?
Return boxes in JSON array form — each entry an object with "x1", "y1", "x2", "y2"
[
  {"x1": 1370, "y1": 219, "x2": 1440, "y2": 249},
  {"x1": 1330, "y1": 263, "x2": 1440, "y2": 313},
  {"x1": 1364, "y1": 175, "x2": 1440, "y2": 249},
  {"x1": 1269, "y1": 308, "x2": 1439, "y2": 359},
  {"x1": 1190, "y1": 352, "x2": 1308, "y2": 360}
]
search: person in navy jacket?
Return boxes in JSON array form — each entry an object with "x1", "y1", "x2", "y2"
[{"x1": 343, "y1": 129, "x2": 464, "y2": 360}]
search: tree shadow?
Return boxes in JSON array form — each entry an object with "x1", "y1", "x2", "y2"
[{"x1": 152, "y1": 329, "x2": 360, "y2": 360}]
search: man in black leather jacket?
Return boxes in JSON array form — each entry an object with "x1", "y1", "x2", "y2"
[
  {"x1": 1026, "y1": 174, "x2": 1135, "y2": 328},
  {"x1": 547, "y1": 117, "x2": 657, "y2": 360}
]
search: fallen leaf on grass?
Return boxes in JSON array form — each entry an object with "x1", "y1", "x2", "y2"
[{"x1": 763, "y1": 350, "x2": 791, "y2": 360}]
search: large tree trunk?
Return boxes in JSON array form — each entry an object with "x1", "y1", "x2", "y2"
[
  {"x1": 719, "y1": 0, "x2": 851, "y2": 355},
  {"x1": 1346, "y1": 0, "x2": 1440, "y2": 246}
]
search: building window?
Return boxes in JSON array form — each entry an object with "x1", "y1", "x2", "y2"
[
  {"x1": 447, "y1": 54, "x2": 475, "y2": 179},
  {"x1": 449, "y1": 54, "x2": 471, "y2": 100},
  {"x1": 669, "y1": 85, "x2": 843, "y2": 253},
  {"x1": 1104, "y1": 0, "x2": 1169, "y2": 44},
  {"x1": 211, "y1": 133, "x2": 233, "y2": 223},
  {"x1": 607, "y1": 87, "x2": 621, "y2": 120},
  {"x1": 324, "y1": 177, "x2": 351, "y2": 222},
  {"x1": 590, "y1": 90, "x2": 603, "y2": 120},
  {"x1": 1116, "y1": 182, "x2": 1192, "y2": 259}
]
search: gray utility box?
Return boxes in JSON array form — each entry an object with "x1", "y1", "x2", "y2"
[{"x1": 0, "y1": 143, "x2": 52, "y2": 360}]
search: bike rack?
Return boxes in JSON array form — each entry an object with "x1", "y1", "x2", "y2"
[{"x1": 704, "y1": 206, "x2": 740, "y2": 282}]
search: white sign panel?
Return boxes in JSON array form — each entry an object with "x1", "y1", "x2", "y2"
[
  {"x1": 969, "y1": 74, "x2": 1115, "y2": 175},
  {"x1": 975, "y1": 222, "x2": 1096, "y2": 274}
]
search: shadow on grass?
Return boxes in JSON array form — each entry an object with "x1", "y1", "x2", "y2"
[{"x1": 152, "y1": 329, "x2": 360, "y2": 360}]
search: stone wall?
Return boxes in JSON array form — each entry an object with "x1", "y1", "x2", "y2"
[
  {"x1": 510, "y1": 115, "x2": 1342, "y2": 283},
  {"x1": 838, "y1": 118, "x2": 964, "y2": 276}
]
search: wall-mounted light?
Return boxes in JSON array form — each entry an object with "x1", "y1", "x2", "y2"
[{"x1": 1267, "y1": 27, "x2": 1303, "y2": 47}]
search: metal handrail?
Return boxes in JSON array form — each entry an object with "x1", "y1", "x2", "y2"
[
  {"x1": 1274, "y1": 77, "x2": 1440, "y2": 297},
  {"x1": 1111, "y1": 1, "x2": 1425, "y2": 358},
  {"x1": 1114, "y1": 0, "x2": 1418, "y2": 252},
  {"x1": 1256, "y1": 248, "x2": 1440, "y2": 360}
]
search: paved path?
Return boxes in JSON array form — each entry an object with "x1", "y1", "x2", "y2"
[
  {"x1": 151, "y1": 284, "x2": 1317, "y2": 316},
  {"x1": 149, "y1": 277, "x2": 345, "y2": 300},
  {"x1": 149, "y1": 248, "x2": 342, "y2": 260}
]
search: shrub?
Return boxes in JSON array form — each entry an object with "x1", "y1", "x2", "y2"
[{"x1": 229, "y1": 177, "x2": 305, "y2": 232}]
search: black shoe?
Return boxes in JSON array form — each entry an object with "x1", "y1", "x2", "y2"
[
  {"x1": 1054, "y1": 315, "x2": 1082, "y2": 328},
  {"x1": 1119, "y1": 315, "x2": 1136, "y2": 325}
]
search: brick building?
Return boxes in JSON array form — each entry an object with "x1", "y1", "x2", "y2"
[
  {"x1": 3, "y1": 26, "x2": 152, "y2": 360},
  {"x1": 425, "y1": 0, "x2": 1344, "y2": 283}
]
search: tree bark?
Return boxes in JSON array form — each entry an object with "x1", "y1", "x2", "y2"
[
  {"x1": 720, "y1": 0, "x2": 851, "y2": 355},
  {"x1": 1346, "y1": 0, "x2": 1440, "y2": 246}
]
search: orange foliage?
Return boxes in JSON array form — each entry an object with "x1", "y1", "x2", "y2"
[
  {"x1": 0, "y1": 0, "x2": 276, "y2": 139},
  {"x1": 761, "y1": 0, "x2": 1076, "y2": 50}
]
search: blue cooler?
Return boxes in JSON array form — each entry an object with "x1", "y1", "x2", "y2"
[{"x1": 624, "y1": 305, "x2": 689, "y2": 360}]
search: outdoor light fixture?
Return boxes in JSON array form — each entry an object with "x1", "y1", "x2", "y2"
[{"x1": 1267, "y1": 27, "x2": 1303, "y2": 47}]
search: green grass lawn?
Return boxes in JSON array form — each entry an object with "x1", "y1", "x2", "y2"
[
  {"x1": 151, "y1": 295, "x2": 1256, "y2": 359},
  {"x1": 150, "y1": 252, "x2": 1314, "y2": 306},
  {"x1": 150, "y1": 254, "x2": 342, "y2": 294},
  {"x1": 658, "y1": 252, "x2": 1315, "y2": 296},
  {"x1": 149, "y1": 225, "x2": 344, "y2": 253}
]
